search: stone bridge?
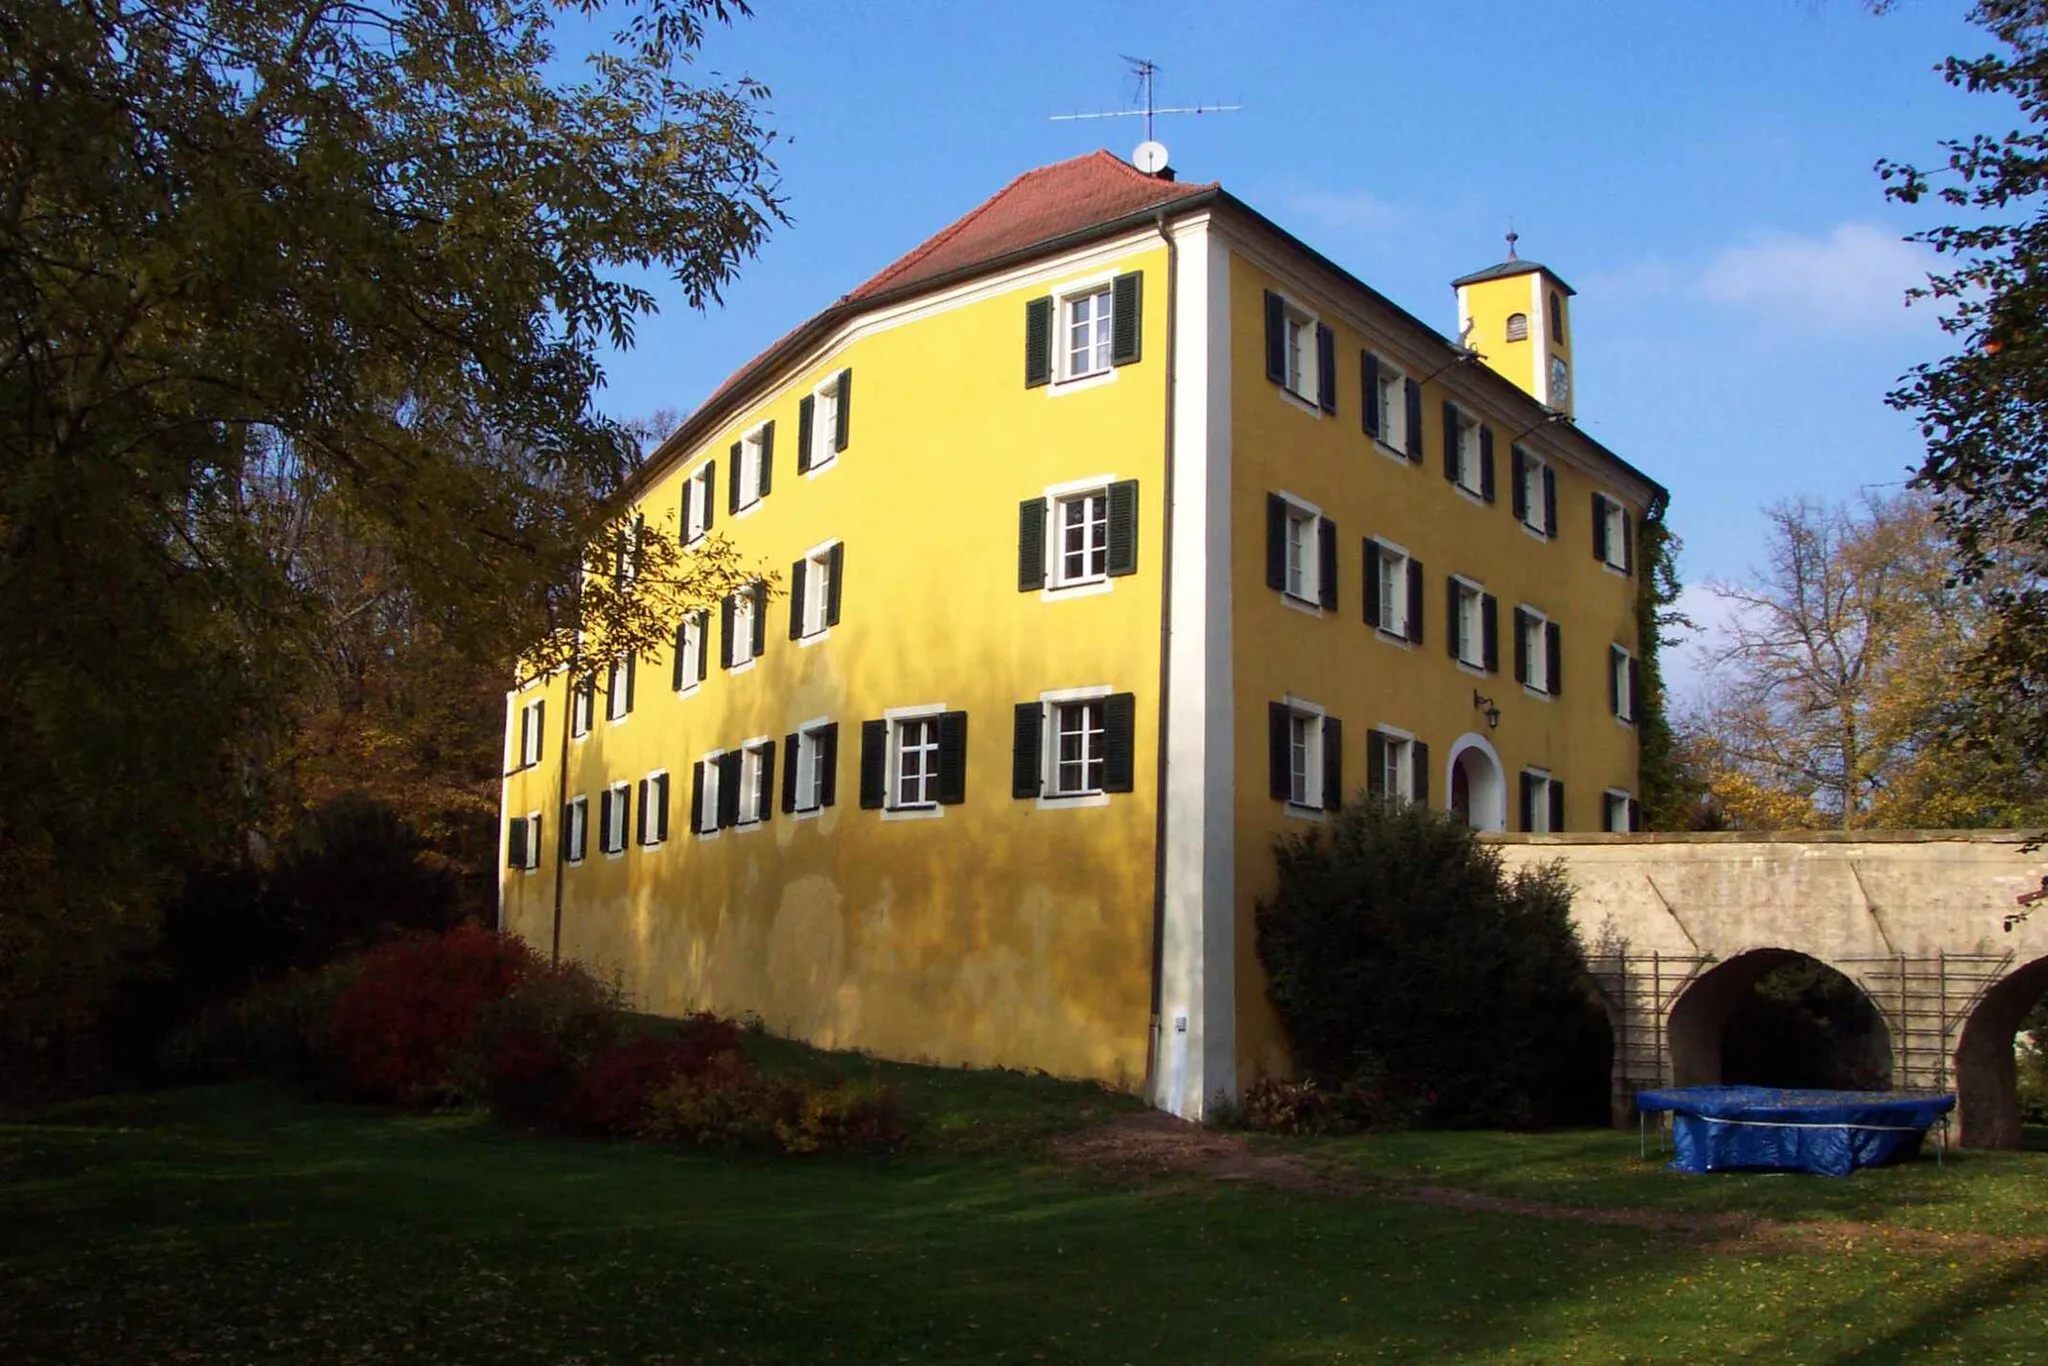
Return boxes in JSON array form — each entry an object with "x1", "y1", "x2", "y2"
[{"x1": 1487, "y1": 832, "x2": 2048, "y2": 1148}]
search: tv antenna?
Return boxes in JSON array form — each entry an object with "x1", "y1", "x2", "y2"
[{"x1": 1050, "y1": 57, "x2": 1240, "y2": 173}]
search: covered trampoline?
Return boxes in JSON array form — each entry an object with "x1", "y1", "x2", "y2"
[{"x1": 1634, "y1": 1086, "x2": 1955, "y2": 1177}]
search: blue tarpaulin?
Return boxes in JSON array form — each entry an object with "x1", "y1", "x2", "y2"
[{"x1": 1634, "y1": 1086, "x2": 1955, "y2": 1177}]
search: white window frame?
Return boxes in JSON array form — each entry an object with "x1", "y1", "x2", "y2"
[
  {"x1": 1605, "y1": 788, "x2": 1635, "y2": 834},
  {"x1": 1375, "y1": 725, "x2": 1415, "y2": 803},
  {"x1": 1518, "y1": 452, "x2": 1549, "y2": 538},
  {"x1": 1276, "y1": 491, "x2": 1323, "y2": 612},
  {"x1": 1600, "y1": 493, "x2": 1630, "y2": 573},
  {"x1": 606, "y1": 655, "x2": 633, "y2": 723},
  {"x1": 1061, "y1": 283, "x2": 1114, "y2": 382},
  {"x1": 800, "y1": 541, "x2": 837, "y2": 640},
  {"x1": 1374, "y1": 357, "x2": 1407, "y2": 458},
  {"x1": 514, "y1": 811, "x2": 542, "y2": 872},
  {"x1": 1525, "y1": 768, "x2": 1556, "y2": 835},
  {"x1": 1452, "y1": 409, "x2": 1482, "y2": 497},
  {"x1": 684, "y1": 463, "x2": 713, "y2": 543},
  {"x1": 570, "y1": 679, "x2": 593, "y2": 740},
  {"x1": 730, "y1": 589, "x2": 757, "y2": 670},
  {"x1": 735, "y1": 738, "x2": 771, "y2": 831},
  {"x1": 565, "y1": 795, "x2": 589, "y2": 864},
  {"x1": 1281, "y1": 299, "x2": 1320, "y2": 408},
  {"x1": 1053, "y1": 488, "x2": 1110, "y2": 589},
  {"x1": 735, "y1": 423, "x2": 767, "y2": 515},
  {"x1": 1043, "y1": 273, "x2": 1120, "y2": 394},
  {"x1": 1521, "y1": 605, "x2": 1552, "y2": 698},
  {"x1": 1281, "y1": 695, "x2": 1327, "y2": 817},
  {"x1": 792, "y1": 718, "x2": 833, "y2": 817},
  {"x1": 696, "y1": 748, "x2": 724, "y2": 838},
  {"x1": 1375, "y1": 538, "x2": 1412, "y2": 642},
  {"x1": 882, "y1": 702, "x2": 947, "y2": 820},
  {"x1": 1453, "y1": 576, "x2": 1486, "y2": 672},
  {"x1": 1035, "y1": 685, "x2": 1114, "y2": 810},
  {"x1": 1613, "y1": 644, "x2": 1637, "y2": 724},
  {"x1": 602, "y1": 780, "x2": 630, "y2": 856},
  {"x1": 640, "y1": 769, "x2": 669, "y2": 849},
  {"x1": 677, "y1": 612, "x2": 705, "y2": 695},
  {"x1": 518, "y1": 698, "x2": 545, "y2": 768},
  {"x1": 808, "y1": 374, "x2": 843, "y2": 474}
]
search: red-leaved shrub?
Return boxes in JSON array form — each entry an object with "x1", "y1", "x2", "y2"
[
  {"x1": 328, "y1": 925, "x2": 539, "y2": 1106},
  {"x1": 564, "y1": 1034, "x2": 746, "y2": 1136}
]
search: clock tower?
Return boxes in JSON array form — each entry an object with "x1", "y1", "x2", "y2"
[{"x1": 1452, "y1": 233, "x2": 1576, "y2": 418}]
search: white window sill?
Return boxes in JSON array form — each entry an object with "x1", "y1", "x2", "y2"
[
  {"x1": 1283, "y1": 802, "x2": 1327, "y2": 822},
  {"x1": 604, "y1": 848, "x2": 625, "y2": 861},
  {"x1": 1453, "y1": 482, "x2": 1487, "y2": 506},
  {"x1": 733, "y1": 499, "x2": 763, "y2": 522},
  {"x1": 1524, "y1": 685, "x2": 1552, "y2": 702},
  {"x1": 881, "y1": 804, "x2": 944, "y2": 822},
  {"x1": 695, "y1": 828, "x2": 722, "y2": 842},
  {"x1": 607, "y1": 714, "x2": 629, "y2": 728},
  {"x1": 518, "y1": 866, "x2": 539, "y2": 876},
  {"x1": 1455, "y1": 659, "x2": 1489, "y2": 678},
  {"x1": 566, "y1": 855, "x2": 587, "y2": 866},
  {"x1": 1602, "y1": 560, "x2": 1630, "y2": 578},
  {"x1": 572, "y1": 732, "x2": 590, "y2": 744},
  {"x1": 1520, "y1": 521, "x2": 1551, "y2": 543},
  {"x1": 1279, "y1": 593, "x2": 1324, "y2": 618},
  {"x1": 1042, "y1": 579, "x2": 1113, "y2": 602},
  {"x1": 728, "y1": 658, "x2": 757, "y2": 676},
  {"x1": 1374, "y1": 627, "x2": 1411, "y2": 649},
  {"x1": 804, "y1": 455, "x2": 837, "y2": 480},
  {"x1": 1037, "y1": 792, "x2": 1110, "y2": 811},
  {"x1": 640, "y1": 841, "x2": 665, "y2": 852},
  {"x1": 733, "y1": 820, "x2": 764, "y2": 835},
  {"x1": 792, "y1": 805, "x2": 825, "y2": 822},
  {"x1": 1374, "y1": 439, "x2": 1411, "y2": 464},
  {"x1": 1277, "y1": 386, "x2": 1323, "y2": 417},
  {"x1": 1048, "y1": 368, "x2": 1116, "y2": 396},
  {"x1": 1615, "y1": 714, "x2": 1637, "y2": 729},
  {"x1": 676, "y1": 683, "x2": 701, "y2": 699},
  {"x1": 798, "y1": 627, "x2": 832, "y2": 648}
]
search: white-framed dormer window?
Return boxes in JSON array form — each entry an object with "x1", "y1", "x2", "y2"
[
  {"x1": 605, "y1": 653, "x2": 635, "y2": 722},
  {"x1": 1605, "y1": 788, "x2": 1639, "y2": 834},
  {"x1": 1520, "y1": 769, "x2": 1563, "y2": 834},
  {"x1": 563, "y1": 794, "x2": 589, "y2": 864},
  {"x1": 570, "y1": 679, "x2": 593, "y2": 740},
  {"x1": 1268, "y1": 698, "x2": 1338, "y2": 815},
  {"x1": 673, "y1": 611, "x2": 706, "y2": 694},
  {"x1": 683, "y1": 461, "x2": 714, "y2": 544},
  {"x1": 1063, "y1": 284, "x2": 1114, "y2": 381},
  {"x1": 794, "y1": 541, "x2": 841, "y2": 640},
  {"x1": 735, "y1": 424, "x2": 768, "y2": 513},
  {"x1": 505, "y1": 811, "x2": 542, "y2": 872},
  {"x1": 599, "y1": 780, "x2": 631, "y2": 856},
  {"x1": 1451, "y1": 576, "x2": 1492, "y2": 671},
  {"x1": 636, "y1": 770, "x2": 670, "y2": 848},
  {"x1": 1594, "y1": 493, "x2": 1633, "y2": 574},
  {"x1": 1611, "y1": 644, "x2": 1638, "y2": 724},
  {"x1": 1374, "y1": 357, "x2": 1407, "y2": 455},
  {"x1": 1365, "y1": 537, "x2": 1418, "y2": 643},
  {"x1": 788, "y1": 720, "x2": 838, "y2": 815},
  {"x1": 516, "y1": 698, "x2": 545, "y2": 769},
  {"x1": 1515, "y1": 605, "x2": 1557, "y2": 697}
]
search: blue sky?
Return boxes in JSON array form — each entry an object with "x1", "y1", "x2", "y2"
[{"x1": 579, "y1": 1, "x2": 2005, "y2": 691}]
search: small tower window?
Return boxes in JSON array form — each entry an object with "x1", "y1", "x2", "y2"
[
  {"x1": 1548, "y1": 290, "x2": 1566, "y2": 345},
  {"x1": 1505, "y1": 312, "x2": 1529, "y2": 342}
]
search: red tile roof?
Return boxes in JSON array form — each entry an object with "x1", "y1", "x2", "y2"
[{"x1": 845, "y1": 150, "x2": 1216, "y2": 302}]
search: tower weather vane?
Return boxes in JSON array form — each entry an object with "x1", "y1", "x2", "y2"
[{"x1": 1049, "y1": 57, "x2": 1239, "y2": 171}]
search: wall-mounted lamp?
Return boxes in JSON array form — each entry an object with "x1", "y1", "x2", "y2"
[{"x1": 1472, "y1": 690, "x2": 1501, "y2": 731}]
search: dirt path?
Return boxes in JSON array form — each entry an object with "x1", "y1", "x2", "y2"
[{"x1": 1051, "y1": 1112, "x2": 2048, "y2": 1259}]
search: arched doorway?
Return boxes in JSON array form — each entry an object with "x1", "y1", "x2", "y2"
[
  {"x1": 1667, "y1": 949, "x2": 1892, "y2": 1091},
  {"x1": 1954, "y1": 955, "x2": 2048, "y2": 1150},
  {"x1": 1445, "y1": 734, "x2": 1505, "y2": 832}
]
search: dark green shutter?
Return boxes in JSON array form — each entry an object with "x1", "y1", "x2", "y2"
[
  {"x1": 636, "y1": 779, "x2": 649, "y2": 845},
  {"x1": 1265, "y1": 494, "x2": 1287, "y2": 591},
  {"x1": 818, "y1": 723, "x2": 839, "y2": 807},
  {"x1": 1018, "y1": 499, "x2": 1046, "y2": 591},
  {"x1": 680, "y1": 476, "x2": 695, "y2": 540},
  {"x1": 1107, "y1": 480, "x2": 1139, "y2": 576},
  {"x1": 1546, "y1": 621, "x2": 1562, "y2": 696},
  {"x1": 1111, "y1": 272, "x2": 1142, "y2": 365},
  {"x1": 1514, "y1": 607, "x2": 1531, "y2": 685},
  {"x1": 1321, "y1": 716, "x2": 1342, "y2": 810},
  {"x1": 1609, "y1": 645, "x2": 1622, "y2": 716},
  {"x1": 1550, "y1": 780, "x2": 1566, "y2": 833},
  {"x1": 1264, "y1": 290, "x2": 1286, "y2": 384},
  {"x1": 750, "y1": 581, "x2": 767, "y2": 657},
  {"x1": 1521, "y1": 773, "x2": 1536, "y2": 833},
  {"x1": 654, "y1": 774, "x2": 669, "y2": 842},
  {"x1": 1366, "y1": 730, "x2": 1387, "y2": 797},
  {"x1": 834, "y1": 369, "x2": 852, "y2": 450},
  {"x1": 936, "y1": 711, "x2": 969, "y2": 805},
  {"x1": 1621, "y1": 509, "x2": 1635, "y2": 575},
  {"x1": 781, "y1": 733, "x2": 801, "y2": 813},
  {"x1": 1442, "y1": 401, "x2": 1459, "y2": 481},
  {"x1": 1315, "y1": 323, "x2": 1337, "y2": 414},
  {"x1": 1542, "y1": 466, "x2": 1558, "y2": 536},
  {"x1": 865, "y1": 723, "x2": 893, "y2": 811},
  {"x1": 1412, "y1": 741, "x2": 1430, "y2": 806},
  {"x1": 1317, "y1": 517, "x2": 1338, "y2": 610},
  {"x1": 1592, "y1": 493, "x2": 1609, "y2": 563},
  {"x1": 1482, "y1": 593, "x2": 1500, "y2": 673},
  {"x1": 788, "y1": 558, "x2": 806, "y2": 639},
  {"x1": 1479, "y1": 427, "x2": 1496, "y2": 503},
  {"x1": 728, "y1": 441, "x2": 742, "y2": 514},
  {"x1": 1445, "y1": 577, "x2": 1460, "y2": 660},
  {"x1": 1628, "y1": 797, "x2": 1642, "y2": 833},
  {"x1": 1627, "y1": 659, "x2": 1641, "y2": 721},
  {"x1": 702, "y1": 461, "x2": 715, "y2": 530},
  {"x1": 757, "y1": 422, "x2": 773, "y2": 497},
  {"x1": 796, "y1": 394, "x2": 815, "y2": 474},
  {"x1": 517, "y1": 706, "x2": 532, "y2": 771},
  {"x1": 826, "y1": 542, "x2": 844, "y2": 624},
  {"x1": 716, "y1": 752, "x2": 741, "y2": 828},
  {"x1": 1102, "y1": 692, "x2": 1136, "y2": 793},
  {"x1": 1404, "y1": 379, "x2": 1423, "y2": 461},
  {"x1": 719, "y1": 594, "x2": 735, "y2": 668},
  {"x1": 1025, "y1": 295, "x2": 1053, "y2": 388},
  {"x1": 507, "y1": 817, "x2": 527, "y2": 869},
  {"x1": 695, "y1": 614, "x2": 708, "y2": 683},
  {"x1": 1407, "y1": 559, "x2": 1425, "y2": 646},
  {"x1": 1268, "y1": 703, "x2": 1290, "y2": 800},
  {"x1": 1012, "y1": 702, "x2": 1043, "y2": 798},
  {"x1": 1362, "y1": 539, "x2": 1382, "y2": 628},
  {"x1": 690, "y1": 763, "x2": 704, "y2": 834},
  {"x1": 1511, "y1": 445, "x2": 1528, "y2": 521},
  {"x1": 1361, "y1": 352, "x2": 1381, "y2": 438},
  {"x1": 672, "y1": 618, "x2": 689, "y2": 691},
  {"x1": 623, "y1": 651, "x2": 635, "y2": 711},
  {"x1": 757, "y1": 742, "x2": 776, "y2": 823}
]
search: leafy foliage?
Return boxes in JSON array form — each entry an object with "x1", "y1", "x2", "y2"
[
  {"x1": 328, "y1": 926, "x2": 541, "y2": 1106},
  {"x1": 1634, "y1": 513, "x2": 1695, "y2": 830},
  {"x1": 1255, "y1": 797, "x2": 1607, "y2": 1128}
]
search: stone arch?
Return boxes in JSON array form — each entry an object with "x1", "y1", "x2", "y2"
[
  {"x1": 1445, "y1": 733, "x2": 1506, "y2": 833},
  {"x1": 1953, "y1": 954, "x2": 2048, "y2": 1150},
  {"x1": 1667, "y1": 948, "x2": 1894, "y2": 1090}
]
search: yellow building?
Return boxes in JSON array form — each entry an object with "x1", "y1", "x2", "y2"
[{"x1": 497, "y1": 151, "x2": 1668, "y2": 1118}]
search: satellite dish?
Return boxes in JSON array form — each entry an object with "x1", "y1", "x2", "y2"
[{"x1": 1132, "y1": 140, "x2": 1170, "y2": 174}]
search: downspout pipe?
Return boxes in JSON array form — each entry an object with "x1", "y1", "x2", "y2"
[{"x1": 1144, "y1": 207, "x2": 1179, "y2": 1096}]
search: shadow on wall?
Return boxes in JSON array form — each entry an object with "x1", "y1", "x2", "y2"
[
  {"x1": 1955, "y1": 954, "x2": 2048, "y2": 1150},
  {"x1": 1668, "y1": 948, "x2": 1893, "y2": 1092}
]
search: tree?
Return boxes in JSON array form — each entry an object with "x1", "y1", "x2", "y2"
[
  {"x1": 0, "y1": 0, "x2": 775, "y2": 1080},
  {"x1": 1879, "y1": 0, "x2": 2048, "y2": 783},
  {"x1": 1684, "y1": 492, "x2": 2047, "y2": 829}
]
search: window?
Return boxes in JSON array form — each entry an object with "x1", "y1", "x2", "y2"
[
  {"x1": 799, "y1": 370, "x2": 850, "y2": 475},
  {"x1": 1011, "y1": 692, "x2": 1135, "y2": 801},
  {"x1": 1265, "y1": 493, "x2": 1335, "y2": 610},
  {"x1": 1515, "y1": 606, "x2": 1559, "y2": 697},
  {"x1": 859, "y1": 709, "x2": 968, "y2": 812},
  {"x1": 1448, "y1": 577, "x2": 1496, "y2": 672},
  {"x1": 1052, "y1": 700, "x2": 1106, "y2": 796},
  {"x1": 563, "y1": 795, "x2": 589, "y2": 863},
  {"x1": 613, "y1": 514, "x2": 643, "y2": 589},
  {"x1": 1605, "y1": 789, "x2": 1640, "y2": 833},
  {"x1": 693, "y1": 752, "x2": 724, "y2": 835},
  {"x1": 783, "y1": 721, "x2": 839, "y2": 814},
  {"x1": 605, "y1": 654, "x2": 636, "y2": 722},
  {"x1": 1511, "y1": 446, "x2": 1556, "y2": 537},
  {"x1": 1018, "y1": 480, "x2": 1139, "y2": 592},
  {"x1": 673, "y1": 612, "x2": 706, "y2": 693},
  {"x1": 1367, "y1": 729, "x2": 1428, "y2": 805},
  {"x1": 505, "y1": 812, "x2": 542, "y2": 871},
  {"x1": 598, "y1": 781, "x2": 631, "y2": 855},
  {"x1": 1611, "y1": 644, "x2": 1639, "y2": 723},
  {"x1": 516, "y1": 698, "x2": 545, "y2": 769},
  {"x1": 683, "y1": 461, "x2": 715, "y2": 544},
  {"x1": 1505, "y1": 312, "x2": 1529, "y2": 343},
  {"x1": 570, "y1": 679, "x2": 594, "y2": 738},
  {"x1": 1374, "y1": 357, "x2": 1407, "y2": 452},
  {"x1": 1442, "y1": 402, "x2": 1490, "y2": 499},
  {"x1": 791, "y1": 542, "x2": 843, "y2": 640},
  {"x1": 1549, "y1": 290, "x2": 1566, "y2": 345},
  {"x1": 1520, "y1": 770, "x2": 1564, "y2": 834},
  {"x1": 723, "y1": 583, "x2": 765, "y2": 670},
  {"x1": 1593, "y1": 494, "x2": 1633, "y2": 573},
  {"x1": 636, "y1": 771, "x2": 670, "y2": 847},
  {"x1": 1267, "y1": 701, "x2": 1340, "y2": 812},
  {"x1": 729, "y1": 740, "x2": 774, "y2": 828},
  {"x1": 1064, "y1": 287, "x2": 1113, "y2": 379},
  {"x1": 1363, "y1": 538, "x2": 1421, "y2": 644},
  {"x1": 1263, "y1": 290, "x2": 1334, "y2": 412},
  {"x1": 729, "y1": 421, "x2": 772, "y2": 514}
]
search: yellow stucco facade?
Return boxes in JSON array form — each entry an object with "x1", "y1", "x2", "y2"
[{"x1": 497, "y1": 159, "x2": 1666, "y2": 1118}]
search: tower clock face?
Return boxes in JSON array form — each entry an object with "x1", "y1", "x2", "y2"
[{"x1": 1549, "y1": 355, "x2": 1571, "y2": 407}]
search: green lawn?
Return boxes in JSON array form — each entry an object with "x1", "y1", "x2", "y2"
[{"x1": 1, "y1": 1075, "x2": 2044, "y2": 1364}]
